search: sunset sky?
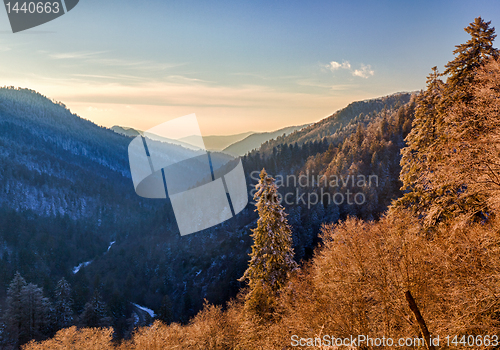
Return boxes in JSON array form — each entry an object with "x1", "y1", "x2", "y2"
[{"x1": 0, "y1": 0, "x2": 498, "y2": 135}]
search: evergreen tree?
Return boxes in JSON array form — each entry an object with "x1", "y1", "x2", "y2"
[
  {"x1": 157, "y1": 295, "x2": 173, "y2": 324},
  {"x1": 396, "y1": 67, "x2": 445, "y2": 220},
  {"x1": 239, "y1": 169, "x2": 297, "y2": 316},
  {"x1": 443, "y1": 17, "x2": 498, "y2": 104},
  {"x1": 3, "y1": 272, "x2": 27, "y2": 347},
  {"x1": 79, "y1": 291, "x2": 111, "y2": 328},
  {"x1": 435, "y1": 57, "x2": 500, "y2": 215},
  {"x1": 3, "y1": 273, "x2": 51, "y2": 346},
  {"x1": 20, "y1": 283, "x2": 52, "y2": 343},
  {"x1": 54, "y1": 278, "x2": 73, "y2": 329},
  {"x1": 395, "y1": 18, "x2": 499, "y2": 226}
]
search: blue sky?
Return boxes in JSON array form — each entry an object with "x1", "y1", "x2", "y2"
[{"x1": 0, "y1": 0, "x2": 499, "y2": 135}]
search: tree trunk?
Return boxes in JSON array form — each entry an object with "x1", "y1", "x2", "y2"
[{"x1": 405, "y1": 290, "x2": 436, "y2": 350}]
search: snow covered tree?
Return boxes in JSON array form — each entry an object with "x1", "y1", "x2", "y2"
[
  {"x1": 239, "y1": 169, "x2": 297, "y2": 316},
  {"x1": 434, "y1": 57, "x2": 500, "y2": 215},
  {"x1": 395, "y1": 67, "x2": 446, "y2": 222},
  {"x1": 443, "y1": 17, "x2": 498, "y2": 105},
  {"x1": 54, "y1": 278, "x2": 74, "y2": 329},
  {"x1": 395, "y1": 18, "x2": 499, "y2": 227}
]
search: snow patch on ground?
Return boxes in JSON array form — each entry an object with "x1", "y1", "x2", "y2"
[
  {"x1": 132, "y1": 303, "x2": 156, "y2": 318},
  {"x1": 72, "y1": 241, "x2": 116, "y2": 275},
  {"x1": 72, "y1": 261, "x2": 92, "y2": 274},
  {"x1": 107, "y1": 241, "x2": 116, "y2": 252}
]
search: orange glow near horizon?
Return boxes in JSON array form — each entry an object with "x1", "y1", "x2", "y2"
[{"x1": 7, "y1": 79, "x2": 379, "y2": 136}]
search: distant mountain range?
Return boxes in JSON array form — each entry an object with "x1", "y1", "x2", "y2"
[
  {"x1": 112, "y1": 124, "x2": 309, "y2": 156},
  {"x1": 222, "y1": 124, "x2": 309, "y2": 156},
  {"x1": 110, "y1": 125, "x2": 142, "y2": 138},
  {"x1": 110, "y1": 125, "x2": 204, "y2": 151},
  {"x1": 180, "y1": 132, "x2": 253, "y2": 151}
]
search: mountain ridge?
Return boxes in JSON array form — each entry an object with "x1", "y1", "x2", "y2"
[
  {"x1": 223, "y1": 124, "x2": 310, "y2": 156},
  {"x1": 255, "y1": 91, "x2": 414, "y2": 156},
  {"x1": 112, "y1": 124, "x2": 310, "y2": 155}
]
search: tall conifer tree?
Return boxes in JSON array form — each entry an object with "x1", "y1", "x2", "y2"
[
  {"x1": 444, "y1": 17, "x2": 497, "y2": 104},
  {"x1": 396, "y1": 67, "x2": 445, "y2": 219},
  {"x1": 3, "y1": 273, "x2": 51, "y2": 346},
  {"x1": 54, "y1": 278, "x2": 73, "y2": 329},
  {"x1": 3, "y1": 272, "x2": 27, "y2": 347},
  {"x1": 239, "y1": 169, "x2": 297, "y2": 316},
  {"x1": 79, "y1": 291, "x2": 111, "y2": 328},
  {"x1": 395, "y1": 18, "x2": 499, "y2": 226}
]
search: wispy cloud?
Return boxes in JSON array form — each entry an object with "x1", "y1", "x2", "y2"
[
  {"x1": 295, "y1": 79, "x2": 353, "y2": 90},
  {"x1": 48, "y1": 51, "x2": 107, "y2": 59},
  {"x1": 23, "y1": 78, "x2": 339, "y2": 111},
  {"x1": 325, "y1": 60, "x2": 375, "y2": 78},
  {"x1": 10, "y1": 72, "x2": 376, "y2": 135},
  {"x1": 85, "y1": 58, "x2": 183, "y2": 71},
  {"x1": 70, "y1": 73, "x2": 211, "y2": 85},
  {"x1": 164, "y1": 75, "x2": 212, "y2": 84},
  {"x1": 232, "y1": 72, "x2": 301, "y2": 81},
  {"x1": 352, "y1": 64, "x2": 375, "y2": 78},
  {"x1": 45, "y1": 51, "x2": 185, "y2": 73},
  {"x1": 70, "y1": 73, "x2": 152, "y2": 82},
  {"x1": 71, "y1": 73, "x2": 124, "y2": 80}
]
